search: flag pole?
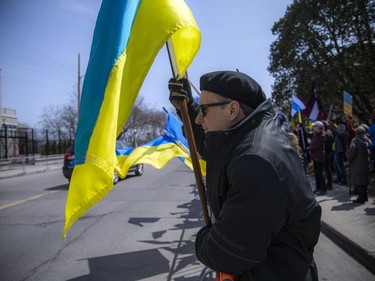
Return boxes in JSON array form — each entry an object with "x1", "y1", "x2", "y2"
[
  {"x1": 166, "y1": 40, "x2": 211, "y2": 226},
  {"x1": 327, "y1": 104, "x2": 333, "y2": 121}
]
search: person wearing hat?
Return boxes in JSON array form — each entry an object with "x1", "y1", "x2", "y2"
[
  {"x1": 309, "y1": 121, "x2": 327, "y2": 195},
  {"x1": 332, "y1": 123, "x2": 349, "y2": 185},
  {"x1": 347, "y1": 126, "x2": 371, "y2": 203},
  {"x1": 168, "y1": 71, "x2": 321, "y2": 281}
]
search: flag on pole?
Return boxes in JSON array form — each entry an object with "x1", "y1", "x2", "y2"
[
  {"x1": 291, "y1": 94, "x2": 306, "y2": 122},
  {"x1": 303, "y1": 84, "x2": 327, "y2": 120},
  {"x1": 115, "y1": 110, "x2": 206, "y2": 178},
  {"x1": 343, "y1": 91, "x2": 353, "y2": 117},
  {"x1": 164, "y1": 111, "x2": 206, "y2": 174},
  {"x1": 63, "y1": 0, "x2": 200, "y2": 238}
]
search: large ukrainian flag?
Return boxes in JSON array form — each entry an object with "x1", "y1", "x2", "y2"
[{"x1": 63, "y1": 0, "x2": 200, "y2": 238}]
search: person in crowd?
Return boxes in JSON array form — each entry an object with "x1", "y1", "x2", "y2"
[
  {"x1": 290, "y1": 131, "x2": 305, "y2": 168},
  {"x1": 345, "y1": 115, "x2": 356, "y2": 142},
  {"x1": 332, "y1": 123, "x2": 349, "y2": 185},
  {"x1": 296, "y1": 122, "x2": 310, "y2": 172},
  {"x1": 322, "y1": 121, "x2": 334, "y2": 190},
  {"x1": 308, "y1": 121, "x2": 327, "y2": 195},
  {"x1": 347, "y1": 126, "x2": 371, "y2": 204},
  {"x1": 368, "y1": 116, "x2": 375, "y2": 170},
  {"x1": 360, "y1": 124, "x2": 372, "y2": 152},
  {"x1": 168, "y1": 71, "x2": 321, "y2": 281}
]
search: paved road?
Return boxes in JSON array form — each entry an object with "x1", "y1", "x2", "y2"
[{"x1": 0, "y1": 160, "x2": 374, "y2": 280}]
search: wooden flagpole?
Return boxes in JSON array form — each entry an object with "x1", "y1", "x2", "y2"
[
  {"x1": 166, "y1": 39, "x2": 234, "y2": 281},
  {"x1": 166, "y1": 40, "x2": 211, "y2": 226}
]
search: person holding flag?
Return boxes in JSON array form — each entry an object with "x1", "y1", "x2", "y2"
[
  {"x1": 291, "y1": 94, "x2": 309, "y2": 172},
  {"x1": 168, "y1": 70, "x2": 321, "y2": 281}
]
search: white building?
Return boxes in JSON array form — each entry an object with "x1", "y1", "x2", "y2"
[{"x1": 1, "y1": 69, "x2": 19, "y2": 158}]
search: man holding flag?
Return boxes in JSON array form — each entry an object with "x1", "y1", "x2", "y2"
[{"x1": 168, "y1": 71, "x2": 321, "y2": 280}]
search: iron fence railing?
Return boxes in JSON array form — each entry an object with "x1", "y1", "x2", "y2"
[{"x1": 0, "y1": 127, "x2": 72, "y2": 160}]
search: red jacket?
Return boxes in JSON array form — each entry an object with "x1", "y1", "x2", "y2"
[{"x1": 309, "y1": 131, "x2": 325, "y2": 163}]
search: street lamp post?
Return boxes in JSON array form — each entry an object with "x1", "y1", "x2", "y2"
[
  {"x1": 132, "y1": 129, "x2": 138, "y2": 147},
  {"x1": 3, "y1": 123, "x2": 8, "y2": 159}
]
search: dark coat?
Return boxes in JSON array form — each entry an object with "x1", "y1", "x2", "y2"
[
  {"x1": 347, "y1": 137, "x2": 370, "y2": 186},
  {"x1": 309, "y1": 131, "x2": 325, "y2": 163},
  {"x1": 333, "y1": 129, "x2": 349, "y2": 154},
  {"x1": 190, "y1": 100, "x2": 321, "y2": 281}
]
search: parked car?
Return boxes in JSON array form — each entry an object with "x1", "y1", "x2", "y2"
[{"x1": 62, "y1": 140, "x2": 144, "y2": 184}]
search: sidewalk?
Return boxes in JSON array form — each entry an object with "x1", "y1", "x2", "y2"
[
  {"x1": 0, "y1": 161, "x2": 62, "y2": 180},
  {"x1": 1, "y1": 163, "x2": 374, "y2": 274},
  {"x1": 309, "y1": 175, "x2": 375, "y2": 274}
]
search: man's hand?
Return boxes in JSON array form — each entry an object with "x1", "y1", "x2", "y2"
[{"x1": 168, "y1": 77, "x2": 193, "y2": 110}]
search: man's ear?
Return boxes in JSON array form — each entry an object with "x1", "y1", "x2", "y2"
[{"x1": 229, "y1": 101, "x2": 242, "y2": 121}]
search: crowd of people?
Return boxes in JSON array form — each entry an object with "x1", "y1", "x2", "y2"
[{"x1": 291, "y1": 115, "x2": 375, "y2": 204}]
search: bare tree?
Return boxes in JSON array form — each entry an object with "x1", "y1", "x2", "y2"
[
  {"x1": 39, "y1": 104, "x2": 64, "y2": 140},
  {"x1": 39, "y1": 89, "x2": 78, "y2": 141},
  {"x1": 39, "y1": 89, "x2": 164, "y2": 147},
  {"x1": 118, "y1": 96, "x2": 165, "y2": 146}
]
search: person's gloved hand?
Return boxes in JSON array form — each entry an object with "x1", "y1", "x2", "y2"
[{"x1": 168, "y1": 77, "x2": 193, "y2": 110}]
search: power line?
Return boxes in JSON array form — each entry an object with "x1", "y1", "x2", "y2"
[
  {"x1": 0, "y1": 60, "x2": 76, "y2": 82},
  {"x1": 0, "y1": 27, "x2": 74, "y2": 72},
  {"x1": 0, "y1": 51, "x2": 75, "y2": 78}
]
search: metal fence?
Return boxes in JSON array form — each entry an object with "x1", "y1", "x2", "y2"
[{"x1": 0, "y1": 127, "x2": 72, "y2": 160}]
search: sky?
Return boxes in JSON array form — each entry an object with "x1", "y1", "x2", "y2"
[{"x1": 0, "y1": 0, "x2": 293, "y2": 128}]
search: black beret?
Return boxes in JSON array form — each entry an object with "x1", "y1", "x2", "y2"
[{"x1": 200, "y1": 71, "x2": 266, "y2": 109}]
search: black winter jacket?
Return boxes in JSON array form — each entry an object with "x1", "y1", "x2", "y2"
[{"x1": 190, "y1": 100, "x2": 321, "y2": 281}]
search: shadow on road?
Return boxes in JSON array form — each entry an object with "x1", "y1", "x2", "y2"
[
  {"x1": 67, "y1": 187, "x2": 212, "y2": 281},
  {"x1": 45, "y1": 184, "x2": 69, "y2": 191}
]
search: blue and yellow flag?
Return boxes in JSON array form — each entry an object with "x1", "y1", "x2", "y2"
[
  {"x1": 63, "y1": 0, "x2": 200, "y2": 238},
  {"x1": 343, "y1": 90, "x2": 353, "y2": 117},
  {"x1": 115, "y1": 111, "x2": 206, "y2": 178},
  {"x1": 291, "y1": 94, "x2": 306, "y2": 123}
]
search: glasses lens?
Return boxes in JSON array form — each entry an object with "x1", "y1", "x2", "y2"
[
  {"x1": 199, "y1": 105, "x2": 207, "y2": 117},
  {"x1": 198, "y1": 101, "x2": 230, "y2": 117}
]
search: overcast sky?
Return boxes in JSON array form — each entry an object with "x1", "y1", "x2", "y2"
[{"x1": 0, "y1": 0, "x2": 293, "y2": 128}]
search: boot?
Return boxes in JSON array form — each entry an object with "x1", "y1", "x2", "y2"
[{"x1": 352, "y1": 197, "x2": 365, "y2": 204}]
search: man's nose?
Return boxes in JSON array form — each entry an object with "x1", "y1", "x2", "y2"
[{"x1": 195, "y1": 114, "x2": 203, "y2": 125}]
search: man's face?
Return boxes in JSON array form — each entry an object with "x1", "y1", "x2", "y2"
[
  {"x1": 313, "y1": 126, "x2": 321, "y2": 133},
  {"x1": 195, "y1": 90, "x2": 233, "y2": 133}
]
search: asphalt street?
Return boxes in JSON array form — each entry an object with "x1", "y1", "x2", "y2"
[{"x1": 0, "y1": 159, "x2": 374, "y2": 280}]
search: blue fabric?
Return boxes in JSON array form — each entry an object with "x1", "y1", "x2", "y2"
[
  {"x1": 368, "y1": 124, "x2": 375, "y2": 147},
  {"x1": 75, "y1": 0, "x2": 141, "y2": 162},
  {"x1": 165, "y1": 113, "x2": 188, "y2": 148}
]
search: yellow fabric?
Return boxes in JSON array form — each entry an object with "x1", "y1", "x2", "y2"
[
  {"x1": 183, "y1": 157, "x2": 207, "y2": 177},
  {"x1": 63, "y1": 0, "x2": 200, "y2": 238},
  {"x1": 116, "y1": 142, "x2": 190, "y2": 177},
  {"x1": 116, "y1": 0, "x2": 200, "y2": 134},
  {"x1": 115, "y1": 141, "x2": 207, "y2": 178}
]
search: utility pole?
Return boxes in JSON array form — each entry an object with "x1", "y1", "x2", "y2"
[{"x1": 77, "y1": 53, "x2": 81, "y2": 115}]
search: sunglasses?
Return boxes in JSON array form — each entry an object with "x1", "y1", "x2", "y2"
[{"x1": 198, "y1": 101, "x2": 231, "y2": 117}]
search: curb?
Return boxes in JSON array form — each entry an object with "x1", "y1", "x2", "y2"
[
  {"x1": 0, "y1": 166, "x2": 61, "y2": 180},
  {"x1": 320, "y1": 220, "x2": 375, "y2": 275}
]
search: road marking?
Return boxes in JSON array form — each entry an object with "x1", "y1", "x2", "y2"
[{"x1": 0, "y1": 190, "x2": 60, "y2": 210}]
